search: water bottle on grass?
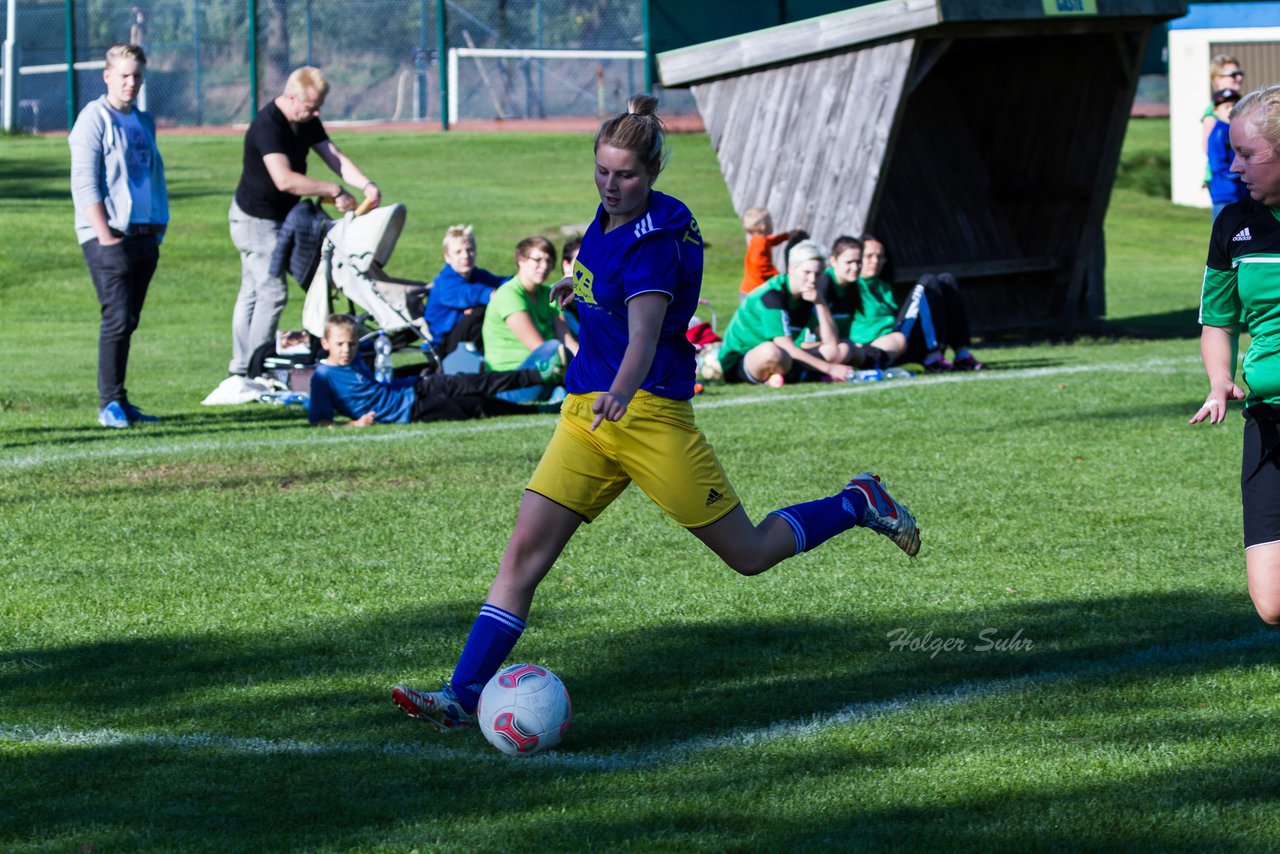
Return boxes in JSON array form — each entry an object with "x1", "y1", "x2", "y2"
[{"x1": 374, "y1": 331, "x2": 393, "y2": 384}]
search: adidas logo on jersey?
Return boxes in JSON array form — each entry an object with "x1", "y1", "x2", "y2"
[
  {"x1": 1233, "y1": 228, "x2": 1253, "y2": 242},
  {"x1": 705, "y1": 488, "x2": 724, "y2": 507},
  {"x1": 633, "y1": 214, "x2": 656, "y2": 239}
]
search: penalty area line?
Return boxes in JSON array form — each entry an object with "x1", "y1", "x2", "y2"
[
  {"x1": 0, "y1": 355, "x2": 1199, "y2": 471},
  {"x1": 1, "y1": 627, "x2": 1267, "y2": 772}
]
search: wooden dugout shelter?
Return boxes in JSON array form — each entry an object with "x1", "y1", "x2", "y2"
[{"x1": 656, "y1": 0, "x2": 1187, "y2": 333}]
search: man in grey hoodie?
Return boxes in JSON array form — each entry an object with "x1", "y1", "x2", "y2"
[{"x1": 68, "y1": 43, "x2": 169, "y2": 428}]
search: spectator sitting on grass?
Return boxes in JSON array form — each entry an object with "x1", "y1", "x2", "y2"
[
  {"x1": 560, "y1": 234, "x2": 583, "y2": 332},
  {"x1": 481, "y1": 236, "x2": 579, "y2": 403},
  {"x1": 423, "y1": 224, "x2": 506, "y2": 356},
  {"x1": 307, "y1": 314, "x2": 564, "y2": 427},
  {"x1": 849, "y1": 234, "x2": 984, "y2": 373},
  {"x1": 717, "y1": 239, "x2": 855, "y2": 385}
]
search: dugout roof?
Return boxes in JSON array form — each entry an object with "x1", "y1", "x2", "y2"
[{"x1": 656, "y1": 0, "x2": 1188, "y2": 334}]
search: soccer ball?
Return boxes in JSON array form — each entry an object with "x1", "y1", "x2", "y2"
[
  {"x1": 477, "y1": 663, "x2": 572, "y2": 756},
  {"x1": 697, "y1": 344, "x2": 723, "y2": 381}
]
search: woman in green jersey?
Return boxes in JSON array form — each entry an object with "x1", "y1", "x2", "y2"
[{"x1": 1191, "y1": 83, "x2": 1280, "y2": 626}]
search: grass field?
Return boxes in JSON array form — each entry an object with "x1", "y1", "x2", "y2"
[{"x1": 2, "y1": 118, "x2": 1277, "y2": 852}]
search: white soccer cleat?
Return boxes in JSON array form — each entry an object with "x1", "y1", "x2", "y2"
[
  {"x1": 845, "y1": 473, "x2": 921, "y2": 557},
  {"x1": 391, "y1": 682, "x2": 473, "y2": 732}
]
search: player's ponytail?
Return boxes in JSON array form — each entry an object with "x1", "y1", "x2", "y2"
[
  {"x1": 626, "y1": 93, "x2": 659, "y2": 117},
  {"x1": 595, "y1": 94, "x2": 668, "y2": 180}
]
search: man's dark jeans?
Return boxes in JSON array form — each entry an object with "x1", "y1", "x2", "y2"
[{"x1": 81, "y1": 234, "x2": 159, "y2": 408}]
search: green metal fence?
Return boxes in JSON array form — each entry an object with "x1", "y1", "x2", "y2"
[{"x1": 2, "y1": 0, "x2": 689, "y2": 132}]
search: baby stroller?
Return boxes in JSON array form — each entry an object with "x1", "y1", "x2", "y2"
[{"x1": 301, "y1": 201, "x2": 435, "y2": 356}]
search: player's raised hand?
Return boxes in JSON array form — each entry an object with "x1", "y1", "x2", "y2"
[
  {"x1": 549, "y1": 276, "x2": 576, "y2": 310},
  {"x1": 1189, "y1": 382, "x2": 1245, "y2": 425}
]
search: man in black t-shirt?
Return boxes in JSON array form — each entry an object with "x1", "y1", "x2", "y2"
[{"x1": 226, "y1": 66, "x2": 380, "y2": 381}]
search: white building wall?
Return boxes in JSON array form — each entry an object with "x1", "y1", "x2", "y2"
[{"x1": 1169, "y1": 24, "x2": 1280, "y2": 208}]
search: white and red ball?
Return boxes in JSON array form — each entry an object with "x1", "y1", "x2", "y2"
[{"x1": 477, "y1": 663, "x2": 572, "y2": 756}]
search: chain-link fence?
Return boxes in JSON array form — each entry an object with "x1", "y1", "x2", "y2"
[{"x1": 2, "y1": 0, "x2": 695, "y2": 132}]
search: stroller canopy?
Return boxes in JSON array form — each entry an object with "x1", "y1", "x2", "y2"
[{"x1": 302, "y1": 203, "x2": 431, "y2": 342}]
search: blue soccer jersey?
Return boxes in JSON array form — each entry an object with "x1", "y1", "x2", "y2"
[{"x1": 566, "y1": 190, "x2": 703, "y2": 399}]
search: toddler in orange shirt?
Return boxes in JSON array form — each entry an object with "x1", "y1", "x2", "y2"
[{"x1": 738, "y1": 207, "x2": 794, "y2": 300}]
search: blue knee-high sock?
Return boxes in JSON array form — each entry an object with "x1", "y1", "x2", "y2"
[
  {"x1": 450, "y1": 603, "x2": 526, "y2": 713},
  {"x1": 768, "y1": 487, "x2": 870, "y2": 555},
  {"x1": 897, "y1": 285, "x2": 922, "y2": 339},
  {"x1": 916, "y1": 290, "x2": 939, "y2": 351}
]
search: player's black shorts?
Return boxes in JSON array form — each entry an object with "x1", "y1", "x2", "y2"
[
  {"x1": 1241, "y1": 403, "x2": 1280, "y2": 549},
  {"x1": 720, "y1": 351, "x2": 810, "y2": 385},
  {"x1": 719, "y1": 351, "x2": 754, "y2": 384}
]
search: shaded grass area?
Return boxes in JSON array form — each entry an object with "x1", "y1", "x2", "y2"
[
  {"x1": 4, "y1": 625, "x2": 1274, "y2": 851},
  {"x1": 1114, "y1": 116, "x2": 1173, "y2": 199}
]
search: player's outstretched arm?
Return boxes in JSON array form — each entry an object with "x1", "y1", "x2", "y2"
[
  {"x1": 591, "y1": 293, "x2": 667, "y2": 430},
  {"x1": 1190, "y1": 325, "x2": 1245, "y2": 425}
]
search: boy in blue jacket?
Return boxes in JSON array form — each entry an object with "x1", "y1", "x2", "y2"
[{"x1": 423, "y1": 224, "x2": 506, "y2": 356}]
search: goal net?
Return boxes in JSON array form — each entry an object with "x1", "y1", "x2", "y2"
[{"x1": 447, "y1": 48, "x2": 647, "y2": 123}]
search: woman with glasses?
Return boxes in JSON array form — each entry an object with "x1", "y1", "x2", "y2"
[{"x1": 1203, "y1": 55, "x2": 1245, "y2": 167}]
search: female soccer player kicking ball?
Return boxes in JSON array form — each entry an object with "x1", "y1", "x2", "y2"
[{"x1": 391, "y1": 96, "x2": 921, "y2": 731}]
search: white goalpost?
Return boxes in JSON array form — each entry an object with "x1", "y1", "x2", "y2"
[
  {"x1": 2, "y1": 0, "x2": 16, "y2": 131},
  {"x1": 446, "y1": 47, "x2": 646, "y2": 125}
]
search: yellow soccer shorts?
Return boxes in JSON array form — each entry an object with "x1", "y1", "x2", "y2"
[{"x1": 527, "y1": 390, "x2": 740, "y2": 528}]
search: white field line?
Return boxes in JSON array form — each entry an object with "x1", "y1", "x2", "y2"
[
  {"x1": 0, "y1": 627, "x2": 1269, "y2": 771},
  {"x1": 0, "y1": 356, "x2": 1201, "y2": 472}
]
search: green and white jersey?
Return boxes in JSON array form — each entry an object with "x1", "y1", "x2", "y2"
[
  {"x1": 1200, "y1": 199, "x2": 1280, "y2": 405},
  {"x1": 719, "y1": 274, "x2": 815, "y2": 363}
]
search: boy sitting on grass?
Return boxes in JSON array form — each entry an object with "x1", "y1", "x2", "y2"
[
  {"x1": 424, "y1": 224, "x2": 507, "y2": 357},
  {"x1": 307, "y1": 314, "x2": 564, "y2": 427}
]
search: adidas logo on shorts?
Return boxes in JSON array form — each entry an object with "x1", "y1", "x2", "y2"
[
  {"x1": 1233, "y1": 228, "x2": 1253, "y2": 242},
  {"x1": 705, "y1": 488, "x2": 724, "y2": 507}
]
